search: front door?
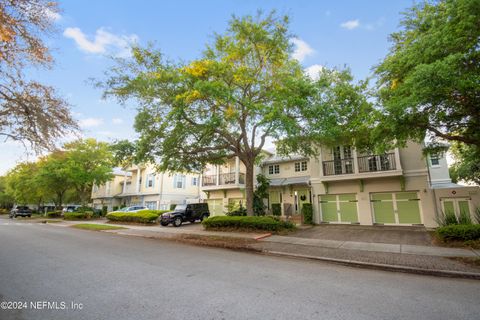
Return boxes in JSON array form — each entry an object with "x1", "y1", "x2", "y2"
[{"x1": 295, "y1": 189, "x2": 310, "y2": 214}]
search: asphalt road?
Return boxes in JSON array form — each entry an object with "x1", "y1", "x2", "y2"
[{"x1": 0, "y1": 220, "x2": 479, "y2": 320}]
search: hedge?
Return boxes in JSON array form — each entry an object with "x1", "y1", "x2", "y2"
[
  {"x1": 202, "y1": 216, "x2": 295, "y2": 232},
  {"x1": 106, "y1": 210, "x2": 169, "y2": 224},
  {"x1": 0, "y1": 208, "x2": 9, "y2": 215},
  {"x1": 46, "y1": 211, "x2": 63, "y2": 218},
  {"x1": 436, "y1": 224, "x2": 480, "y2": 242},
  {"x1": 64, "y1": 211, "x2": 93, "y2": 220},
  {"x1": 302, "y1": 203, "x2": 313, "y2": 225}
]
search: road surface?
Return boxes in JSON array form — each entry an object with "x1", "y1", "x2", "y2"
[{"x1": 0, "y1": 220, "x2": 479, "y2": 320}]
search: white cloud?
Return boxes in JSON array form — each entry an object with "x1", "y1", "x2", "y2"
[
  {"x1": 340, "y1": 19, "x2": 360, "y2": 30},
  {"x1": 291, "y1": 38, "x2": 315, "y2": 62},
  {"x1": 79, "y1": 118, "x2": 104, "y2": 128},
  {"x1": 112, "y1": 118, "x2": 123, "y2": 124},
  {"x1": 45, "y1": 8, "x2": 62, "y2": 21},
  {"x1": 63, "y1": 27, "x2": 138, "y2": 57},
  {"x1": 305, "y1": 64, "x2": 324, "y2": 80}
]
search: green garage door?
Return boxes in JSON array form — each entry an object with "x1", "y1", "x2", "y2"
[
  {"x1": 320, "y1": 194, "x2": 358, "y2": 223},
  {"x1": 371, "y1": 192, "x2": 421, "y2": 224},
  {"x1": 206, "y1": 199, "x2": 224, "y2": 216}
]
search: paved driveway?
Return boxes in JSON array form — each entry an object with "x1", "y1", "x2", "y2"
[{"x1": 290, "y1": 224, "x2": 433, "y2": 246}]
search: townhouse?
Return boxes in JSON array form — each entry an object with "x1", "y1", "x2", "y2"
[
  {"x1": 91, "y1": 164, "x2": 202, "y2": 211},
  {"x1": 200, "y1": 142, "x2": 480, "y2": 228}
]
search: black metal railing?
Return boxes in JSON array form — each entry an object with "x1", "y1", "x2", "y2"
[
  {"x1": 322, "y1": 158, "x2": 355, "y2": 176},
  {"x1": 357, "y1": 153, "x2": 396, "y2": 173},
  {"x1": 202, "y1": 173, "x2": 245, "y2": 186}
]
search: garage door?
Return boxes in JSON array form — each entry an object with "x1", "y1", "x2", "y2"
[
  {"x1": 320, "y1": 194, "x2": 358, "y2": 223},
  {"x1": 371, "y1": 192, "x2": 421, "y2": 225},
  {"x1": 206, "y1": 199, "x2": 224, "y2": 216}
]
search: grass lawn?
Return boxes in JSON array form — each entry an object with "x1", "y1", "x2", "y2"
[{"x1": 71, "y1": 224, "x2": 127, "y2": 231}]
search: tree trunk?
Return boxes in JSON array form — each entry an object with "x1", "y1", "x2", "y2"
[{"x1": 244, "y1": 159, "x2": 255, "y2": 216}]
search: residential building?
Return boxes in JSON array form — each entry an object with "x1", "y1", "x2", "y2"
[
  {"x1": 200, "y1": 142, "x2": 480, "y2": 228},
  {"x1": 91, "y1": 165, "x2": 202, "y2": 211}
]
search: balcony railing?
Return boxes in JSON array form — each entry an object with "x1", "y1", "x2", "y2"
[
  {"x1": 322, "y1": 153, "x2": 397, "y2": 176},
  {"x1": 323, "y1": 158, "x2": 355, "y2": 176},
  {"x1": 202, "y1": 173, "x2": 245, "y2": 187},
  {"x1": 357, "y1": 153, "x2": 396, "y2": 173}
]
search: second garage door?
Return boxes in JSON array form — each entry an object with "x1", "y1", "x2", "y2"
[
  {"x1": 371, "y1": 192, "x2": 422, "y2": 225},
  {"x1": 206, "y1": 199, "x2": 224, "y2": 216},
  {"x1": 320, "y1": 194, "x2": 358, "y2": 223}
]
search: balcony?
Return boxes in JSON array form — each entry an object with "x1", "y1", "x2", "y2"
[
  {"x1": 320, "y1": 152, "x2": 401, "y2": 181},
  {"x1": 201, "y1": 172, "x2": 245, "y2": 189}
]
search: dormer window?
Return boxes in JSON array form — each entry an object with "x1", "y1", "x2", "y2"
[
  {"x1": 430, "y1": 153, "x2": 440, "y2": 166},
  {"x1": 295, "y1": 161, "x2": 308, "y2": 172}
]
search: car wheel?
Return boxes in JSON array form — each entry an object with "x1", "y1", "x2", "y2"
[
  {"x1": 190, "y1": 219, "x2": 196, "y2": 224},
  {"x1": 160, "y1": 221, "x2": 168, "y2": 227},
  {"x1": 200, "y1": 214, "x2": 208, "y2": 221},
  {"x1": 173, "y1": 217, "x2": 182, "y2": 227}
]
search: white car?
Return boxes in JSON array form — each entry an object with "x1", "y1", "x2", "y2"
[{"x1": 118, "y1": 206, "x2": 148, "y2": 213}]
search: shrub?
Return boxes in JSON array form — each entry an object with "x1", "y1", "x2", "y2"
[
  {"x1": 435, "y1": 210, "x2": 458, "y2": 226},
  {"x1": 0, "y1": 208, "x2": 9, "y2": 215},
  {"x1": 64, "y1": 211, "x2": 93, "y2": 220},
  {"x1": 170, "y1": 204, "x2": 177, "y2": 210},
  {"x1": 302, "y1": 203, "x2": 313, "y2": 225},
  {"x1": 46, "y1": 211, "x2": 62, "y2": 218},
  {"x1": 106, "y1": 210, "x2": 166, "y2": 224},
  {"x1": 202, "y1": 216, "x2": 295, "y2": 232},
  {"x1": 112, "y1": 206, "x2": 119, "y2": 212},
  {"x1": 458, "y1": 209, "x2": 473, "y2": 225},
  {"x1": 102, "y1": 206, "x2": 108, "y2": 216},
  {"x1": 226, "y1": 203, "x2": 247, "y2": 216},
  {"x1": 436, "y1": 224, "x2": 480, "y2": 242},
  {"x1": 271, "y1": 203, "x2": 281, "y2": 216}
]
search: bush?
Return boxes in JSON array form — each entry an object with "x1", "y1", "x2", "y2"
[
  {"x1": 271, "y1": 203, "x2": 281, "y2": 216},
  {"x1": 46, "y1": 211, "x2": 62, "y2": 218},
  {"x1": 202, "y1": 216, "x2": 295, "y2": 232},
  {"x1": 226, "y1": 203, "x2": 247, "y2": 216},
  {"x1": 436, "y1": 224, "x2": 480, "y2": 242},
  {"x1": 112, "y1": 206, "x2": 119, "y2": 212},
  {"x1": 0, "y1": 208, "x2": 9, "y2": 215},
  {"x1": 106, "y1": 209, "x2": 168, "y2": 224},
  {"x1": 102, "y1": 206, "x2": 108, "y2": 216},
  {"x1": 170, "y1": 204, "x2": 177, "y2": 210},
  {"x1": 458, "y1": 209, "x2": 473, "y2": 225},
  {"x1": 302, "y1": 203, "x2": 313, "y2": 225},
  {"x1": 435, "y1": 210, "x2": 458, "y2": 226},
  {"x1": 64, "y1": 211, "x2": 93, "y2": 220}
]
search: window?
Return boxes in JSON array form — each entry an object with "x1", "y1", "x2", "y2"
[
  {"x1": 430, "y1": 153, "x2": 440, "y2": 166},
  {"x1": 268, "y1": 164, "x2": 280, "y2": 175},
  {"x1": 145, "y1": 201, "x2": 157, "y2": 210},
  {"x1": 295, "y1": 161, "x2": 308, "y2": 172},
  {"x1": 191, "y1": 177, "x2": 198, "y2": 186},
  {"x1": 173, "y1": 174, "x2": 186, "y2": 189},
  {"x1": 146, "y1": 174, "x2": 155, "y2": 188}
]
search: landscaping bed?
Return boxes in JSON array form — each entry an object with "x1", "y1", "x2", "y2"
[
  {"x1": 64, "y1": 211, "x2": 94, "y2": 220},
  {"x1": 202, "y1": 216, "x2": 295, "y2": 233},
  {"x1": 434, "y1": 224, "x2": 480, "y2": 249}
]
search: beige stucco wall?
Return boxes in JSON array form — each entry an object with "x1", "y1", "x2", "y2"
[
  {"x1": 433, "y1": 186, "x2": 480, "y2": 221},
  {"x1": 262, "y1": 159, "x2": 310, "y2": 179}
]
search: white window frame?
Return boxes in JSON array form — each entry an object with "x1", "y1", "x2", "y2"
[
  {"x1": 191, "y1": 177, "x2": 198, "y2": 186},
  {"x1": 268, "y1": 164, "x2": 280, "y2": 175},
  {"x1": 430, "y1": 153, "x2": 440, "y2": 167}
]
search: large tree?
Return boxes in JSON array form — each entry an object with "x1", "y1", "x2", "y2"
[
  {"x1": 5, "y1": 161, "x2": 48, "y2": 207},
  {"x1": 101, "y1": 13, "x2": 314, "y2": 215},
  {"x1": 374, "y1": 0, "x2": 480, "y2": 150},
  {"x1": 62, "y1": 138, "x2": 114, "y2": 204},
  {"x1": 0, "y1": 0, "x2": 78, "y2": 152}
]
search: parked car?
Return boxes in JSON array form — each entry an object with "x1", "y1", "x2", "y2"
[
  {"x1": 160, "y1": 203, "x2": 210, "y2": 227},
  {"x1": 10, "y1": 206, "x2": 32, "y2": 218},
  {"x1": 118, "y1": 206, "x2": 148, "y2": 213},
  {"x1": 62, "y1": 205, "x2": 81, "y2": 213}
]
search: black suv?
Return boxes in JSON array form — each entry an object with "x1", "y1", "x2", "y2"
[
  {"x1": 10, "y1": 206, "x2": 32, "y2": 218},
  {"x1": 160, "y1": 203, "x2": 210, "y2": 227}
]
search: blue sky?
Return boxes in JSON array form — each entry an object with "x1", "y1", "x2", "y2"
[{"x1": 1, "y1": 0, "x2": 414, "y2": 174}]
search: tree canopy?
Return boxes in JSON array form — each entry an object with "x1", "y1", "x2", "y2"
[
  {"x1": 101, "y1": 12, "x2": 316, "y2": 215},
  {"x1": 374, "y1": 0, "x2": 480, "y2": 150},
  {"x1": 0, "y1": 0, "x2": 78, "y2": 152}
]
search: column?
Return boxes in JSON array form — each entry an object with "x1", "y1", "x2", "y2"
[
  {"x1": 216, "y1": 165, "x2": 220, "y2": 186},
  {"x1": 123, "y1": 171, "x2": 127, "y2": 193},
  {"x1": 352, "y1": 148, "x2": 359, "y2": 174},
  {"x1": 394, "y1": 147, "x2": 401, "y2": 170},
  {"x1": 235, "y1": 156, "x2": 240, "y2": 184},
  {"x1": 136, "y1": 168, "x2": 141, "y2": 193}
]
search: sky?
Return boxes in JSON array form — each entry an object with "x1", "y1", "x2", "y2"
[{"x1": 0, "y1": 0, "x2": 415, "y2": 174}]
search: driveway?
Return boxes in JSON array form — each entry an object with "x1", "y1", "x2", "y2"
[{"x1": 290, "y1": 224, "x2": 433, "y2": 246}]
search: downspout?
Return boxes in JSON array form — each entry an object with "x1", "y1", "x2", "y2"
[{"x1": 158, "y1": 172, "x2": 164, "y2": 210}]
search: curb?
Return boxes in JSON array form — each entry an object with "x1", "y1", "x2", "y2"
[
  {"x1": 253, "y1": 233, "x2": 272, "y2": 240},
  {"x1": 262, "y1": 250, "x2": 480, "y2": 280}
]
